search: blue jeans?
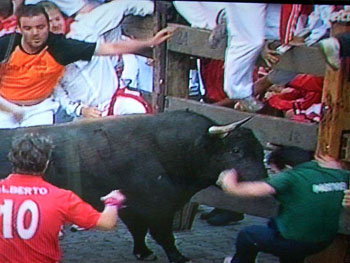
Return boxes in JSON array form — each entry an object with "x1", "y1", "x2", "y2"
[{"x1": 231, "y1": 221, "x2": 332, "y2": 263}]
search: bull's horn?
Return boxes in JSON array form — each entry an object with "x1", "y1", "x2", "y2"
[{"x1": 208, "y1": 116, "x2": 252, "y2": 135}]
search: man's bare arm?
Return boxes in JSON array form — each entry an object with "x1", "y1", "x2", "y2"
[
  {"x1": 95, "y1": 27, "x2": 176, "y2": 56},
  {"x1": 216, "y1": 169, "x2": 276, "y2": 197}
]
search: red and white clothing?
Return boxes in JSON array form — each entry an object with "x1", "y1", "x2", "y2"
[
  {"x1": 0, "y1": 174, "x2": 101, "y2": 263},
  {"x1": 267, "y1": 74, "x2": 323, "y2": 122},
  {"x1": 0, "y1": 15, "x2": 17, "y2": 38},
  {"x1": 174, "y1": 2, "x2": 331, "y2": 101}
]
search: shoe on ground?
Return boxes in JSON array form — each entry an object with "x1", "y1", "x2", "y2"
[
  {"x1": 234, "y1": 96, "x2": 264, "y2": 113},
  {"x1": 200, "y1": 207, "x2": 221, "y2": 220},
  {"x1": 207, "y1": 210, "x2": 244, "y2": 226},
  {"x1": 223, "y1": 256, "x2": 233, "y2": 263},
  {"x1": 209, "y1": 8, "x2": 227, "y2": 49},
  {"x1": 318, "y1": 37, "x2": 341, "y2": 70}
]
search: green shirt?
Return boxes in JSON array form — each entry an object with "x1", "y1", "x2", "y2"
[{"x1": 267, "y1": 161, "x2": 349, "y2": 243}]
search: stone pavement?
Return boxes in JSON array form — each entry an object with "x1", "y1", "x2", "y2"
[{"x1": 61, "y1": 205, "x2": 279, "y2": 263}]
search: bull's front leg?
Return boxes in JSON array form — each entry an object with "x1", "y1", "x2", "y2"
[{"x1": 149, "y1": 216, "x2": 190, "y2": 263}]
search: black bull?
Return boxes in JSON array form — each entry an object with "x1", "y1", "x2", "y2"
[{"x1": 0, "y1": 110, "x2": 267, "y2": 263}]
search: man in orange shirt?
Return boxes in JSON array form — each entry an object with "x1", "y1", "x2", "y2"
[{"x1": 0, "y1": 4, "x2": 173, "y2": 128}]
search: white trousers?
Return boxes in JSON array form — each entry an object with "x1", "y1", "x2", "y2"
[
  {"x1": 173, "y1": 1, "x2": 223, "y2": 30},
  {"x1": 0, "y1": 97, "x2": 59, "y2": 129},
  {"x1": 224, "y1": 3, "x2": 267, "y2": 99},
  {"x1": 174, "y1": 2, "x2": 267, "y2": 99}
]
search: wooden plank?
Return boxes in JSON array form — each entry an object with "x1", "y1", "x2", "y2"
[
  {"x1": 166, "y1": 96, "x2": 318, "y2": 151},
  {"x1": 122, "y1": 17, "x2": 327, "y2": 76},
  {"x1": 167, "y1": 23, "x2": 226, "y2": 60},
  {"x1": 121, "y1": 15, "x2": 154, "y2": 39},
  {"x1": 191, "y1": 186, "x2": 279, "y2": 218},
  {"x1": 273, "y1": 45, "x2": 326, "y2": 76}
]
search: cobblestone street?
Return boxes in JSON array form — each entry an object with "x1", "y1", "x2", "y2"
[{"x1": 61, "y1": 205, "x2": 279, "y2": 263}]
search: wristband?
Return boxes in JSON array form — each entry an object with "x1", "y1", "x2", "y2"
[{"x1": 103, "y1": 197, "x2": 124, "y2": 209}]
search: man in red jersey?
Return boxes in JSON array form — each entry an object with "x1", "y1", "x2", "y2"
[{"x1": 0, "y1": 133, "x2": 125, "y2": 263}]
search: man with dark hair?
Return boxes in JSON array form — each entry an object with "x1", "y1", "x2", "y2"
[
  {"x1": 218, "y1": 154, "x2": 349, "y2": 263},
  {"x1": 0, "y1": 133, "x2": 125, "y2": 263},
  {"x1": 266, "y1": 145, "x2": 314, "y2": 173},
  {"x1": 0, "y1": 4, "x2": 174, "y2": 128}
]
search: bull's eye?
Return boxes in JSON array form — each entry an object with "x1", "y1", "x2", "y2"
[{"x1": 231, "y1": 147, "x2": 240, "y2": 154}]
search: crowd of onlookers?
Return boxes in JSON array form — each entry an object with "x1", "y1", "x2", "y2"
[
  {"x1": 174, "y1": 2, "x2": 350, "y2": 124},
  {"x1": 0, "y1": 0, "x2": 161, "y2": 129},
  {"x1": 0, "y1": 1, "x2": 349, "y2": 129},
  {"x1": 0, "y1": 2, "x2": 350, "y2": 263}
]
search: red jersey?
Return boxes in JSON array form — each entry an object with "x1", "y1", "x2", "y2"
[{"x1": 0, "y1": 174, "x2": 101, "y2": 263}]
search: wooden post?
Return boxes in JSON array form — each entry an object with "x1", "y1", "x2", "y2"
[
  {"x1": 152, "y1": 1, "x2": 168, "y2": 113},
  {"x1": 307, "y1": 10, "x2": 350, "y2": 263},
  {"x1": 166, "y1": 51, "x2": 191, "y2": 99}
]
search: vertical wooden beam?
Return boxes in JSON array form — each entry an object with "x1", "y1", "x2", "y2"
[
  {"x1": 308, "y1": 13, "x2": 350, "y2": 263},
  {"x1": 316, "y1": 58, "x2": 350, "y2": 159},
  {"x1": 152, "y1": 1, "x2": 168, "y2": 113},
  {"x1": 316, "y1": 18, "x2": 350, "y2": 160},
  {"x1": 166, "y1": 51, "x2": 191, "y2": 99}
]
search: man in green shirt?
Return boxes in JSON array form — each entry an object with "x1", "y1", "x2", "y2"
[{"x1": 217, "y1": 155, "x2": 349, "y2": 263}]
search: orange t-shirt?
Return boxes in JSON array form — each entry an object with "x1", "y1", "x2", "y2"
[
  {"x1": 0, "y1": 46, "x2": 65, "y2": 101},
  {"x1": 0, "y1": 33, "x2": 97, "y2": 102}
]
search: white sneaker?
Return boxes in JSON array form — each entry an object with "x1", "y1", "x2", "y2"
[
  {"x1": 318, "y1": 37, "x2": 341, "y2": 70},
  {"x1": 223, "y1": 256, "x2": 233, "y2": 263}
]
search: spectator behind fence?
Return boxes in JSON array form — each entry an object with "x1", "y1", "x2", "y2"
[
  {"x1": 52, "y1": 0, "x2": 156, "y2": 121},
  {"x1": 218, "y1": 154, "x2": 349, "y2": 263},
  {"x1": 0, "y1": 133, "x2": 126, "y2": 263},
  {"x1": 0, "y1": 3, "x2": 174, "y2": 128}
]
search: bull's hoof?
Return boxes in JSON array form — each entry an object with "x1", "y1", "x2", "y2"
[
  {"x1": 169, "y1": 254, "x2": 191, "y2": 263},
  {"x1": 134, "y1": 252, "x2": 157, "y2": 261}
]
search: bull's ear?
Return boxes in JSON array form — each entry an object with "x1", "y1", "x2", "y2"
[{"x1": 208, "y1": 117, "x2": 252, "y2": 137}]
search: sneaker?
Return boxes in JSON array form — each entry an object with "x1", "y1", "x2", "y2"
[
  {"x1": 234, "y1": 96, "x2": 264, "y2": 113},
  {"x1": 207, "y1": 210, "x2": 244, "y2": 226},
  {"x1": 223, "y1": 256, "x2": 233, "y2": 263},
  {"x1": 209, "y1": 8, "x2": 227, "y2": 49},
  {"x1": 199, "y1": 207, "x2": 221, "y2": 220},
  {"x1": 318, "y1": 37, "x2": 341, "y2": 70}
]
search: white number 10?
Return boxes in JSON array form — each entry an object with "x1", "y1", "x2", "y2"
[{"x1": 1, "y1": 199, "x2": 40, "y2": 239}]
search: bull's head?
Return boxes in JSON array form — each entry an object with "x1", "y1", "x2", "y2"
[{"x1": 202, "y1": 117, "x2": 267, "y2": 184}]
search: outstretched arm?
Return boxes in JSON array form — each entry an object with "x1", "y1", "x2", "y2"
[
  {"x1": 95, "y1": 27, "x2": 176, "y2": 56},
  {"x1": 96, "y1": 190, "x2": 126, "y2": 230},
  {"x1": 216, "y1": 169, "x2": 276, "y2": 197}
]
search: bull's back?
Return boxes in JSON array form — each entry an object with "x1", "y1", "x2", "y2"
[{"x1": 0, "y1": 111, "x2": 214, "y2": 209}]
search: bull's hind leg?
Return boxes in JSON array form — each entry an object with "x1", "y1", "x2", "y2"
[
  {"x1": 119, "y1": 209, "x2": 157, "y2": 261},
  {"x1": 149, "y1": 216, "x2": 190, "y2": 263}
]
